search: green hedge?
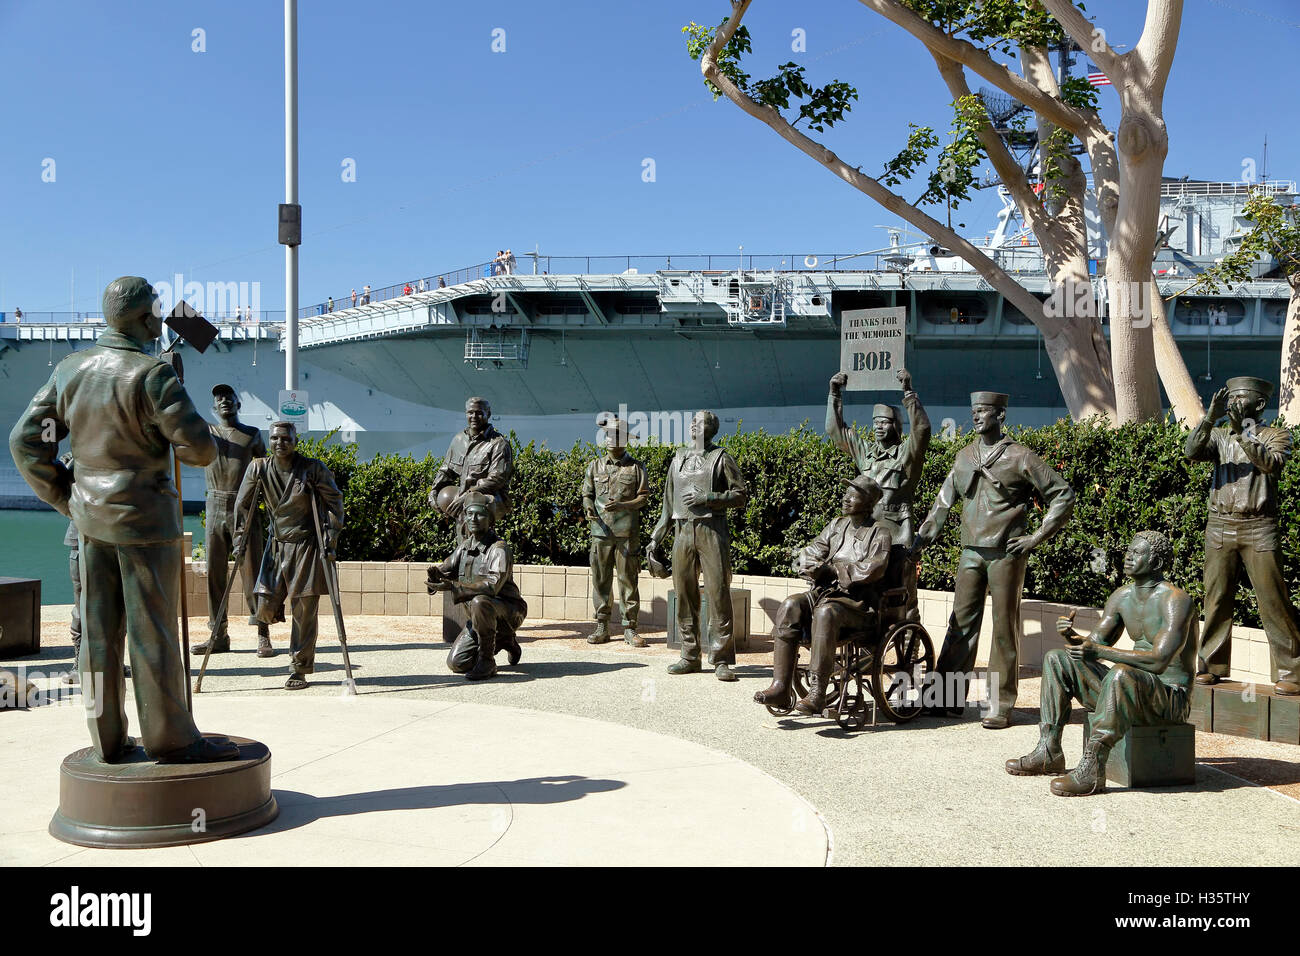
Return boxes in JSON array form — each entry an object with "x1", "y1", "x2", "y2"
[{"x1": 297, "y1": 418, "x2": 1300, "y2": 629}]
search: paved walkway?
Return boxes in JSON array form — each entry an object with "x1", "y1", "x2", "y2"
[{"x1": 5, "y1": 609, "x2": 1300, "y2": 866}]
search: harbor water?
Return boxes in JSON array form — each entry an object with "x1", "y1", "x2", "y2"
[{"x1": 0, "y1": 510, "x2": 204, "y2": 606}]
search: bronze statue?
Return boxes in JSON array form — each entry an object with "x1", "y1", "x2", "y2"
[
  {"x1": 8, "y1": 276, "x2": 237, "y2": 762},
  {"x1": 582, "y1": 418, "x2": 650, "y2": 646},
  {"x1": 1185, "y1": 376, "x2": 1300, "y2": 696},
  {"x1": 232, "y1": 421, "x2": 343, "y2": 690},
  {"x1": 430, "y1": 396, "x2": 514, "y2": 536},
  {"x1": 192, "y1": 384, "x2": 269, "y2": 658},
  {"x1": 755, "y1": 475, "x2": 891, "y2": 714},
  {"x1": 649, "y1": 410, "x2": 749, "y2": 682},
  {"x1": 427, "y1": 491, "x2": 527, "y2": 680},
  {"x1": 1006, "y1": 531, "x2": 1196, "y2": 796},
  {"x1": 826, "y1": 367, "x2": 931, "y2": 548},
  {"x1": 911, "y1": 391, "x2": 1075, "y2": 729}
]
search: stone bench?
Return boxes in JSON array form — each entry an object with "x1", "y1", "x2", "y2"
[{"x1": 1082, "y1": 715, "x2": 1195, "y2": 788}]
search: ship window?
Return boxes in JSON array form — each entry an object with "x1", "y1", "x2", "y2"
[{"x1": 1174, "y1": 299, "x2": 1246, "y2": 326}]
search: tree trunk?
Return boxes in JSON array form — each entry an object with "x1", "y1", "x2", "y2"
[{"x1": 1280, "y1": 275, "x2": 1300, "y2": 423}]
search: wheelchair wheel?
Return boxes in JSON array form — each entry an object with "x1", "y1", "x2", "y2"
[
  {"x1": 832, "y1": 669, "x2": 871, "y2": 731},
  {"x1": 871, "y1": 622, "x2": 934, "y2": 723}
]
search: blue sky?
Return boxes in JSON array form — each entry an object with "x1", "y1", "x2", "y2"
[{"x1": 1, "y1": 0, "x2": 1296, "y2": 315}]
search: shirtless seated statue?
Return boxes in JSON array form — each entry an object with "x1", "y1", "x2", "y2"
[
  {"x1": 754, "y1": 475, "x2": 891, "y2": 716},
  {"x1": 1005, "y1": 531, "x2": 1196, "y2": 797}
]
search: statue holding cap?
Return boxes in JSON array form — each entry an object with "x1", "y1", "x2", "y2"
[
  {"x1": 233, "y1": 421, "x2": 344, "y2": 690},
  {"x1": 9, "y1": 277, "x2": 237, "y2": 762},
  {"x1": 649, "y1": 410, "x2": 750, "y2": 682},
  {"x1": 192, "y1": 384, "x2": 270, "y2": 659},
  {"x1": 581, "y1": 418, "x2": 650, "y2": 646},
  {"x1": 430, "y1": 396, "x2": 513, "y2": 538},
  {"x1": 1185, "y1": 376, "x2": 1300, "y2": 695},
  {"x1": 754, "y1": 474, "x2": 892, "y2": 715},
  {"x1": 911, "y1": 390, "x2": 1075, "y2": 729},
  {"x1": 827, "y1": 367, "x2": 931, "y2": 549},
  {"x1": 427, "y1": 491, "x2": 528, "y2": 680}
]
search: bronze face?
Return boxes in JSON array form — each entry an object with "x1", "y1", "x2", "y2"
[
  {"x1": 840, "y1": 486, "x2": 869, "y2": 516},
  {"x1": 873, "y1": 417, "x2": 900, "y2": 444},
  {"x1": 970, "y1": 403, "x2": 1004, "y2": 436},
  {"x1": 463, "y1": 506, "x2": 490, "y2": 536},
  {"x1": 269, "y1": 425, "x2": 297, "y2": 462},
  {"x1": 1226, "y1": 389, "x2": 1266, "y2": 429},
  {"x1": 466, "y1": 403, "x2": 489, "y2": 436},
  {"x1": 213, "y1": 392, "x2": 239, "y2": 421}
]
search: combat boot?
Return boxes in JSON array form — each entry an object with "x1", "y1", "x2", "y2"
[
  {"x1": 191, "y1": 630, "x2": 230, "y2": 655},
  {"x1": 623, "y1": 628, "x2": 647, "y2": 648},
  {"x1": 466, "y1": 628, "x2": 498, "y2": 681},
  {"x1": 61, "y1": 636, "x2": 81, "y2": 685},
  {"x1": 1050, "y1": 741, "x2": 1110, "y2": 797},
  {"x1": 587, "y1": 622, "x2": 611, "y2": 645},
  {"x1": 794, "y1": 672, "x2": 829, "y2": 716},
  {"x1": 1005, "y1": 725, "x2": 1066, "y2": 775}
]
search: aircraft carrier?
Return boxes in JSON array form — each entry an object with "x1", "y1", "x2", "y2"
[{"x1": 2, "y1": 178, "x2": 1294, "y2": 507}]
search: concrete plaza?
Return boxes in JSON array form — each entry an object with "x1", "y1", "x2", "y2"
[{"x1": 3, "y1": 607, "x2": 1299, "y2": 867}]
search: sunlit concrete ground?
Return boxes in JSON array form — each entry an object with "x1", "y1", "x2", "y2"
[{"x1": 4, "y1": 607, "x2": 1299, "y2": 866}]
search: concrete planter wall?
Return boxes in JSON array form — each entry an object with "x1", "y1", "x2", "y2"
[{"x1": 184, "y1": 559, "x2": 1274, "y2": 686}]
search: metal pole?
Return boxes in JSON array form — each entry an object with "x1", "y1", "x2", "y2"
[{"x1": 284, "y1": 0, "x2": 299, "y2": 390}]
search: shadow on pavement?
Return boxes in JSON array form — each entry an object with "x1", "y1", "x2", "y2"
[{"x1": 265, "y1": 774, "x2": 627, "y2": 831}]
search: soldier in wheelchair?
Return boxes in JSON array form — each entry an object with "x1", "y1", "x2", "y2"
[{"x1": 754, "y1": 475, "x2": 934, "y2": 725}]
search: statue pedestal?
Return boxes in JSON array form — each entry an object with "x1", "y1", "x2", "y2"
[{"x1": 49, "y1": 734, "x2": 278, "y2": 849}]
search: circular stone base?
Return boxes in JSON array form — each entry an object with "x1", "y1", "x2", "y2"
[{"x1": 50, "y1": 734, "x2": 278, "y2": 849}]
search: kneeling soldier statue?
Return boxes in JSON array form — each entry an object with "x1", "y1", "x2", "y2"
[
  {"x1": 755, "y1": 475, "x2": 891, "y2": 715},
  {"x1": 427, "y1": 491, "x2": 528, "y2": 681},
  {"x1": 1006, "y1": 531, "x2": 1196, "y2": 797},
  {"x1": 234, "y1": 421, "x2": 344, "y2": 690}
]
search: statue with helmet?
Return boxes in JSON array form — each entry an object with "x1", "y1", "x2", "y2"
[
  {"x1": 427, "y1": 490, "x2": 528, "y2": 681},
  {"x1": 1185, "y1": 375, "x2": 1300, "y2": 696},
  {"x1": 910, "y1": 389, "x2": 1076, "y2": 729}
]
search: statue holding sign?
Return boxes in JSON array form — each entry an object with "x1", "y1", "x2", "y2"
[{"x1": 826, "y1": 367, "x2": 930, "y2": 549}]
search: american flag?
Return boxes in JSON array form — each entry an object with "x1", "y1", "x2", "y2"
[{"x1": 1086, "y1": 63, "x2": 1112, "y2": 87}]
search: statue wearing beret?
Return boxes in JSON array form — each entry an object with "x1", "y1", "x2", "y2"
[
  {"x1": 911, "y1": 390, "x2": 1075, "y2": 729},
  {"x1": 1185, "y1": 376, "x2": 1300, "y2": 695},
  {"x1": 826, "y1": 367, "x2": 931, "y2": 548}
]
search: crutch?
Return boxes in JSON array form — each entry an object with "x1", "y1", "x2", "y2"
[
  {"x1": 310, "y1": 491, "x2": 357, "y2": 695},
  {"x1": 194, "y1": 481, "x2": 261, "y2": 693}
]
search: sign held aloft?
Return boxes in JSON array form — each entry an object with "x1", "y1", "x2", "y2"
[{"x1": 839, "y1": 306, "x2": 906, "y2": 391}]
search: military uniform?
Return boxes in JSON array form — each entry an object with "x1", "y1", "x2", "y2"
[
  {"x1": 581, "y1": 451, "x2": 649, "y2": 633},
  {"x1": 826, "y1": 389, "x2": 931, "y2": 546},
  {"x1": 922, "y1": 428, "x2": 1074, "y2": 719},
  {"x1": 435, "y1": 532, "x2": 528, "y2": 673},
  {"x1": 235, "y1": 453, "x2": 343, "y2": 677},
  {"x1": 204, "y1": 418, "x2": 266, "y2": 643},
  {"x1": 1186, "y1": 408, "x2": 1300, "y2": 685},
  {"x1": 10, "y1": 327, "x2": 216, "y2": 760},
  {"x1": 430, "y1": 424, "x2": 514, "y2": 532},
  {"x1": 651, "y1": 444, "x2": 749, "y2": 666}
]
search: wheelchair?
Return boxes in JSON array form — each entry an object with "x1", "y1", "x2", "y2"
[{"x1": 765, "y1": 545, "x2": 935, "y2": 730}]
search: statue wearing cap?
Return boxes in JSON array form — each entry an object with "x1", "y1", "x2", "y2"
[
  {"x1": 427, "y1": 491, "x2": 528, "y2": 680},
  {"x1": 911, "y1": 390, "x2": 1075, "y2": 729},
  {"x1": 9, "y1": 277, "x2": 237, "y2": 762},
  {"x1": 755, "y1": 475, "x2": 893, "y2": 715},
  {"x1": 192, "y1": 383, "x2": 270, "y2": 659},
  {"x1": 429, "y1": 396, "x2": 514, "y2": 538},
  {"x1": 581, "y1": 418, "x2": 650, "y2": 647},
  {"x1": 827, "y1": 367, "x2": 931, "y2": 548},
  {"x1": 1185, "y1": 376, "x2": 1300, "y2": 695}
]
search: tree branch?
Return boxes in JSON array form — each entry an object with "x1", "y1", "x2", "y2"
[
  {"x1": 855, "y1": 0, "x2": 1091, "y2": 135},
  {"x1": 1133, "y1": 0, "x2": 1183, "y2": 100},
  {"x1": 1038, "y1": 0, "x2": 1124, "y2": 81},
  {"x1": 930, "y1": 52, "x2": 1048, "y2": 236}
]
